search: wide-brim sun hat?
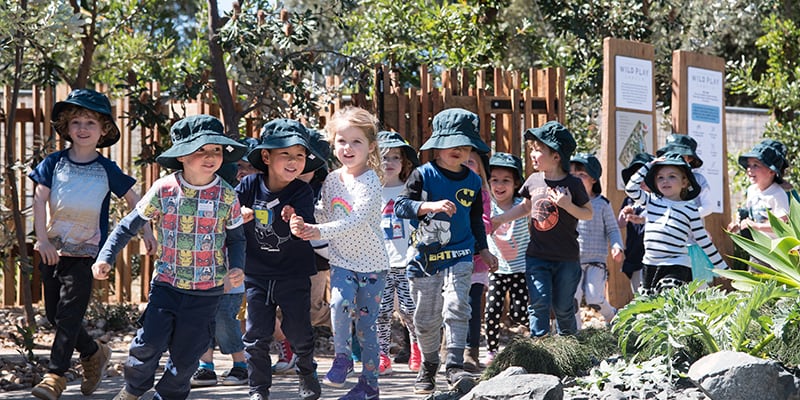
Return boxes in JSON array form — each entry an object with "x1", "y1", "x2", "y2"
[
  {"x1": 247, "y1": 119, "x2": 316, "y2": 174},
  {"x1": 656, "y1": 134, "x2": 703, "y2": 168},
  {"x1": 51, "y1": 88, "x2": 120, "y2": 148},
  {"x1": 524, "y1": 121, "x2": 576, "y2": 172},
  {"x1": 489, "y1": 152, "x2": 524, "y2": 183},
  {"x1": 304, "y1": 128, "x2": 332, "y2": 173},
  {"x1": 378, "y1": 131, "x2": 420, "y2": 167},
  {"x1": 737, "y1": 140, "x2": 786, "y2": 180},
  {"x1": 644, "y1": 152, "x2": 702, "y2": 201},
  {"x1": 570, "y1": 152, "x2": 602, "y2": 194},
  {"x1": 621, "y1": 152, "x2": 655, "y2": 184},
  {"x1": 420, "y1": 108, "x2": 490, "y2": 153},
  {"x1": 156, "y1": 114, "x2": 247, "y2": 170}
]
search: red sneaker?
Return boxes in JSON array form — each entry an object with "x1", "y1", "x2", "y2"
[
  {"x1": 408, "y1": 342, "x2": 421, "y2": 372},
  {"x1": 379, "y1": 353, "x2": 393, "y2": 375}
]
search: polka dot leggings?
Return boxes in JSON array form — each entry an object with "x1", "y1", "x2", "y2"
[{"x1": 484, "y1": 272, "x2": 528, "y2": 353}]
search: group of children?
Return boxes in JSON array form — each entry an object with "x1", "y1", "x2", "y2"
[{"x1": 29, "y1": 88, "x2": 789, "y2": 400}]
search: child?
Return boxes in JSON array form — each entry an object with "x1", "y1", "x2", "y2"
[
  {"x1": 237, "y1": 119, "x2": 322, "y2": 400},
  {"x1": 618, "y1": 153, "x2": 654, "y2": 294},
  {"x1": 394, "y1": 108, "x2": 498, "y2": 394},
  {"x1": 29, "y1": 88, "x2": 156, "y2": 400},
  {"x1": 569, "y1": 153, "x2": 623, "y2": 326},
  {"x1": 491, "y1": 121, "x2": 592, "y2": 338},
  {"x1": 91, "y1": 114, "x2": 248, "y2": 400},
  {"x1": 462, "y1": 148, "x2": 493, "y2": 372},
  {"x1": 625, "y1": 152, "x2": 727, "y2": 295},
  {"x1": 376, "y1": 131, "x2": 422, "y2": 375},
  {"x1": 728, "y1": 139, "x2": 790, "y2": 238},
  {"x1": 290, "y1": 107, "x2": 389, "y2": 400},
  {"x1": 484, "y1": 152, "x2": 529, "y2": 365}
]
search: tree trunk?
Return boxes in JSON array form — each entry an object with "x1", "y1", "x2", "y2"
[
  {"x1": 7, "y1": 0, "x2": 35, "y2": 327},
  {"x1": 207, "y1": 0, "x2": 238, "y2": 138}
]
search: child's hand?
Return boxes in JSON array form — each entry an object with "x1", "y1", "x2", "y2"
[
  {"x1": 548, "y1": 186, "x2": 572, "y2": 208},
  {"x1": 625, "y1": 213, "x2": 645, "y2": 224},
  {"x1": 290, "y1": 214, "x2": 305, "y2": 235},
  {"x1": 431, "y1": 200, "x2": 457, "y2": 217},
  {"x1": 92, "y1": 262, "x2": 112, "y2": 280},
  {"x1": 142, "y1": 230, "x2": 158, "y2": 255},
  {"x1": 224, "y1": 267, "x2": 244, "y2": 292},
  {"x1": 35, "y1": 239, "x2": 59, "y2": 266},
  {"x1": 281, "y1": 205, "x2": 296, "y2": 222},
  {"x1": 611, "y1": 247, "x2": 624, "y2": 263},
  {"x1": 241, "y1": 206, "x2": 254, "y2": 223},
  {"x1": 479, "y1": 249, "x2": 499, "y2": 273}
]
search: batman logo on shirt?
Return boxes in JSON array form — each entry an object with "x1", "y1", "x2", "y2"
[{"x1": 455, "y1": 188, "x2": 475, "y2": 207}]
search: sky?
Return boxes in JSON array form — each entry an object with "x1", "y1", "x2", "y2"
[{"x1": 217, "y1": 0, "x2": 234, "y2": 14}]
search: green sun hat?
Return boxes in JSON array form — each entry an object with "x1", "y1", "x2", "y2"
[
  {"x1": 420, "y1": 108, "x2": 490, "y2": 153},
  {"x1": 524, "y1": 121, "x2": 576, "y2": 172},
  {"x1": 644, "y1": 152, "x2": 701, "y2": 200},
  {"x1": 378, "y1": 131, "x2": 420, "y2": 167},
  {"x1": 621, "y1": 152, "x2": 655, "y2": 184},
  {"x1": 737, "y1": 139, "x2": 786, "y2": 181},
  {"x1": 656, "y1": 134, "x2": 703, "y2": 168},
  {"x1": 488, "y1": 152, "x2": 524, "y2": 183},
  {"x1": 305, "y1": 128, "x2": 332, "y2": 173},
  {"x1": 570, "y1": 152, "x2": 603, "y2": 194},
  {"x1": 156, "y1": 115, "x2": 247, "y2": 170},
  {"x1": 247, "y1": 119, "x2": 316, "y2": 174},
  {"x1": 51, "y1": 88, "x2": 120, "y2": 148}
]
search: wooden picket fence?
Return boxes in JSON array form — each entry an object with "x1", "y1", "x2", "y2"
[{"x1": 1, "y1": 65, "x2": 570, "y2": 307}]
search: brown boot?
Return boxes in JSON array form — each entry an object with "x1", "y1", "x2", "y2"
[
  {"x1": 80, "y1": 340, "x2": 111, "y2": 395},
  {"x1": 112, "y1": 387, "x2": 140, "y2": 400},
  {"x1": 463, "y1": 346, "x2": 481, "y2": 373},
  {"x1": 31, "y1": 373, "x2": 67, "y2": 400}
]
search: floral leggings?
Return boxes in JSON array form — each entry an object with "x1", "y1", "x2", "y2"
[{"x1": 484, "y1": 272, "x2": 528, "y2": 353}]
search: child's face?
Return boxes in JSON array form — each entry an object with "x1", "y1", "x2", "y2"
[
  {"x1": 570, "y1": 163, "x2": 596, "y2": 196},
  {"x1": 262, "y1": 145, "x2": 307, "y2": 190},
  {"x1": 744, "y1": 157, "x2": 775, "y2": 190},
  {"x1": 66, "y1": 113, "x2": 104, "y2": 149},
  {"x1": 178, "y1": 144, "x2": 224, "y2": 178},
  {"x1": 529, "y1": 140, "x2": 559, "y2": 172},
  {"x1": 236, "y1": 159, "x2": 260, "y2": 181},
  {"x1": 655, "y1": 165, "x2": 688, "y2": 200},
  {"x1": 464, "y1": 150, "x2": 484, "y2": 177},
  {"x1": 437, "y1": 145, "x2": 471, "y2": 172},
  {"x1": 489, "y1": 168, "x2": 516, "y2": 204},
  {"x1": 382, "y1": 148, "x2": 403, "y2": 182},
  {"x1": 334, "y1": 126, "x2": 374, "y2": 174}
]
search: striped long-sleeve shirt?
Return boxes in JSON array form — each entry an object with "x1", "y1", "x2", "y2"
[{"x1": 625, "y1": 162, "x2": 726, "y2": 269}]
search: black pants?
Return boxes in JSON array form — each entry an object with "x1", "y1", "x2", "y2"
[
  {"x1": 641, "y1": 264, "x2": 693, "y2": 295},
  {"x1": 40, "y1": 257, "x2": 99, "y2": 375}
]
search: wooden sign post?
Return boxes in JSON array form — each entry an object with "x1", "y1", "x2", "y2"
[{"x1": 600, "y1": 38, "x2": 658, "y2": 308}]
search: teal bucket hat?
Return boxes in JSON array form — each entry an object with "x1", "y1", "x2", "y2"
[
  {"x1": 420, "y1": 108, "x2": 490, "y2": 153},
  {"x1": 656, "y1": 134, "x2": 703, "y2": 168},
  {"x1": 644, "y1": 152, "x2": 701, "y2": 200},
  {"x1": 247, "y1": 119, "x2": 316, "y2": 174},
  {"x1": 156, "y1": 115, "x2": 247, "y2": 170},
  {"x1": 51, "y1": 88, "x2": 120, "y2": 148},
  {"x1": 524, "y1": 121, "x2": 576, "y2": 172},
  {"x1": 570, "y1": 152, "x2": 602, "y2": 194},
  {"x1": 738, "y1": 139, "x2": 787, "y2": 181},
  {"x1": 489, "y1": 152, "x2": 524, "y2": 184},
  {"x1": 305, "y1": 128, "x2": 332, "y2": 173},
  {"x1": 621, "y1": 152, "x2": 654, "y2": 184},
  {"x1": 378, "y1": 131, "x2": 420, "y2": 167}
]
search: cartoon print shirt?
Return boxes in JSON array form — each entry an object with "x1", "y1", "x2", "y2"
[
  {"x1": 236, "y1": 173, "x2": 317, "y2": 280},
  {"x1": 382, "y1": 184, "x2": 413, "y2": 269},
  {"x1": 315, "y1": 168, "x2": 389, "y2": 273},
  {"x1": 518, "y1": 172, "x2": 589, "y2": 262},
  {"x1": 28, "y1": 149, "x2": 135, "y2": 258},
  {"x1": 137, "y1": 172, "x2": 243, "y2": 291}
]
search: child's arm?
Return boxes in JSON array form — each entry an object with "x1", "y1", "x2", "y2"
[
  {"x1": 690, "y1": 212, "x2": 728, "y2": 270},
  {"x1": 223, "y1": 225, "x2": 246, "y2": 291},
  {"x1": 92, "y1": 210, "x2": 149, "y2": 280},
  {"x1": 602, "y1": 201, "x2": 625, "y2": 263},
  {"x1": 625, "y1": 162, "x2": 652, "y2": 204},
  {"x1": 490, "y1": 197, "x2": 531, "y2": 228},
  {"x1": 550, "y1": 187, "x2": 593, "y2": 220},
  {"x1": 33, "y1": 184, "x2": 59, "y2": 266},
  {"x1": 470, "y1": 192, "x2": 498, "y2": 271},
  {"x1": 122, "y1": 188, "x2": 157, "y2": 255}
]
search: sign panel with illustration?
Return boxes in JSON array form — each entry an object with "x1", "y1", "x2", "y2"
[{"x1": 615, "y1": 111, "x2": 653, "y2": 190}]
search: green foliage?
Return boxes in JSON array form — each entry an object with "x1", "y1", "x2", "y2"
[
  {"x1": 482, "y1": 334, "x2": 596, "y2": 379},
  {"x1": 10, "y1": 324, "x2": 38, "y2": 363},
  {"x1": 572, "y1": 355, "x2": 675, "y2": 394}
]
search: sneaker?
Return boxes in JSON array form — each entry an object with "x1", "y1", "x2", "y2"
[
  {"x1": 298, "y1": 372, "x2": 322, "y2": 400},
  {"x1": 273, "y1": 340, "x2": 298, "y2": 374},
  {"x1": 221, "y1": 366, "x2": 248, "y2": 386},
  {"x1": 445, "y1": 367, "x2": 476, "y2": 391},
  {"x1": 339, "y1": 375, "x2": 379, "y2": 400},
  {"x1": 249, "y1": 392, "x2": 269, "y2": 400},
  {"x1": 31, "y1": 373, "x2": 66, "y2": 400},
  {"x1": 323, "y1": 353, "x2": 354, "y2": 388},
  {"x1": 408, "y1": 342, "x2": 421, "y2": 372},
  {"x1": 80, "y1": 340, "x2": 111, "y2": 395},
  {"x1": 413, "y1": 361, "x2": 438, "y2": 394},
  {"x1": 112, "y1": 387, "x2": 140, "y2": 400},
  {"x1": 393, "y1": 348, "x2": 410, "y2": 364},
  {"x1": 378, "y1": 353, "x2": 392, "y2": 375},
  {"x1": 190, "y1": 367, "x2": 218, "y2": 387}
]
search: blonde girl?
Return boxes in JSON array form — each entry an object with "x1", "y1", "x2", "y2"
[{"x1": 290, "y1": 107, "x2": 389, "y2": 400}]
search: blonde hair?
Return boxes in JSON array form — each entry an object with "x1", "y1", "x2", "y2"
[
  {"x1": 326, "y1": 107, "x2": 383, "y2": 181},
  {"x1": 54, "y1": 106, "x2": 114, "y2": 140}
]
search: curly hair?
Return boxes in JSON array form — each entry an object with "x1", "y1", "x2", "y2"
[
  {"x1": 53, "y1": 105, "x2": 114, "y2": 140},
  {"x1": 326, "y1": 106, "x2": 383, "y2": 181}
]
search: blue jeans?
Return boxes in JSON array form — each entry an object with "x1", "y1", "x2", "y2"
[
  {"x1": 212, "y1": 292, "x2": 245, "y2": 354},
  {"x1": 525, "y1": 256, "x2": 581, "y2": 337}
]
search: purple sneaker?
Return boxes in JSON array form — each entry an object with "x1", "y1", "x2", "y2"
[
  {"x1": 323, "y1": 353, "x2": 354, "y2": 388},
  {"x1": 338, "y1": 376, "x2": 379, "y2": 400}
]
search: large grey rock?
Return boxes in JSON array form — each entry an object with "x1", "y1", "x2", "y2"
[
  {"x1": 463, "y1": 373, "x2": 563, "y2": 400},
  {"x1": 688, "y1": 351, "x2": 800, "y2": 400}
]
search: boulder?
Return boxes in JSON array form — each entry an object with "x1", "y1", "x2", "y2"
[
  {"x1": 688, "y1": 351, "x2": 800, "y2": 400},
  {"x1": 463, "y1": 372, "x2": 563, "y2": 400}
]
